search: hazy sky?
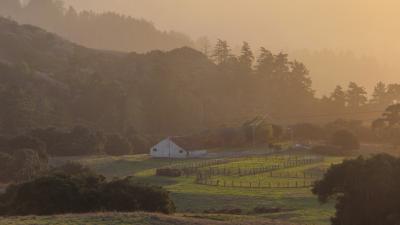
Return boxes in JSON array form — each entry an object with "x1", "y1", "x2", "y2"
[{"x1": 64, "y1": 0, "x2": 400, "y2": 64}]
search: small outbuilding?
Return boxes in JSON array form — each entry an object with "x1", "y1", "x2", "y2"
[{"x1": 150, "y1": 136, "x2": 208, "y2": 158}]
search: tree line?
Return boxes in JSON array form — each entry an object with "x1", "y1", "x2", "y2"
[
  {"x1": 0, "y1": 16, "x2": 399, "y2": 138},
  {"x1": 0, "y1": 125, "x2": 152, "y2": 183}
]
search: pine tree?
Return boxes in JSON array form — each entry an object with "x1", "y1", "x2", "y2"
[
  {"x1": 371, "y1": 82, "x2": 387, "y2": 105},
  {"x1": 238, "y1": 42, "x2": 254, "y2": 72},
  {"x1": 255, "y1": 47, "x2": 274, "y2": 74},
  {"x1": 211, "y1": 39, "x2": 232, "y2": 65},
  {"x1": 346, "y1": 82, "x2": 368, "y2": 108},
  {"x1": 330, "y1": 85, "x2": 346, "y2": 108},
  {"x1": 386, "y1": 84, "x2": 400, "y2": 105}
]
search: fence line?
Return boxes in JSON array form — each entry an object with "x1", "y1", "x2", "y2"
[
  {"x1": 194, "y1": 156, "x2": 325, "y2": 189},
  {"x1": 196, "y1": 156, "x2": 325, "y2": 179},
  {"x1": 195, "y1": 178, "x2": 316, "y2": 189}
]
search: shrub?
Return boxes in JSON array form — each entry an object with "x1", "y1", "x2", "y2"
[
  {"x1": 156, "y1": 168, "x2": 182, "y2": 177},
  {"x1": 330, "y1": 129, "x2": 360, "y2": 150},
  {"x1": 0, "y1": 176, "x2": 82, "y2": 215},
  {"x1": 101, "y1": 179, "x2": 175, "y2": 214},
  {"x1": 0, "y1": 172, "x2": 175, "y2": 216}
]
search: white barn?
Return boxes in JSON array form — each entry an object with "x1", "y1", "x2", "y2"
[{"x1": 150, "y1": 137, "x2": 208, "y2": 158}]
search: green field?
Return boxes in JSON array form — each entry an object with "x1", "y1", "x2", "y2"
[
  {"x1": 69, "y1": 152, "x2": 342, "y2": 225},
  {"x1": 3, "y1": 152, "x2": 343, "y2": 225}
]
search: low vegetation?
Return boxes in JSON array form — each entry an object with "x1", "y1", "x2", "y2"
[{"x1": 0, "y1": 163, "x2": 175, "y2": 216}]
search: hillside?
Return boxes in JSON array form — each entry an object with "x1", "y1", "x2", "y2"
[
  {"x1": 0, "y1": 17, "x2": 244, "y2": 136},
  {"x1": 0, "y1": 0, "x2": 193, "y2": 53},
  {"x1": 0, "y1": 16, "x2": 386, "y2": 141}
]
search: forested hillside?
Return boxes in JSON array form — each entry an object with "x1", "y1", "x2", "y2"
[
  {"x1": 0, "y1": 17, "x2": 308, "y2": 136},
  {"x1": 0, "y1": 17, "x2": 399, "y2": 138},
  {"x1": 0, "y1": 0, "x2": 193, "y2": 53}
]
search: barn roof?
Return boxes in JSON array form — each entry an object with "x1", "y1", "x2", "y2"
[{"x1": 169, "y1": 136, "x2": 207, "y2": 151}]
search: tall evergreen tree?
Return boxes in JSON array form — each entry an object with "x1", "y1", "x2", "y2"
[
  {"x1": 238, "y1": 42, "x2": 254, "y2": 72},
  {"x1": 371, "y1": 82, "x2": 387, "y2": 105},
  {"x1": 346, "y1": 82, "x2": 368, "y2": 108},
  {"x1": 386, "y1": 84, "x2": 400, "y2": 105},
  {"x1": 330, "y1": 85, "x2": 347, "y2": 108},
  {"x1": 211, "y1": 39, "x2": 232, "y2": 65},
  {"x1": 255, "y1": 47, "x2": 274, "y2": 74}
]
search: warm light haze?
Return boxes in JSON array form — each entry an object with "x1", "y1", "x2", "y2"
[
  {"x1": 1, "y1": 1, "x2": 400, "y2": 225},
  {"x1": 64, "y1": 0, "x2": 400, "y2": 95}
]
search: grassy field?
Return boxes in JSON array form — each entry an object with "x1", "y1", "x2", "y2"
[
  {"x1": 6, "y1": 151, "x2": 344, "y2": 225},
  {"x1": 0, "y1": 212, "x2": 291, "y2": 225},
  {"x1": 70, "y1": 152, "x2": 342, "y2": 225}
]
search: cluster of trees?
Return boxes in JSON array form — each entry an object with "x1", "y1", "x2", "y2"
[
  {"x1": 181, "y1": 119, "x2": 283, "y2": 150},
  {"x1": 0, "y1": 125, "x2": 153, "y2": 183},
  {"x1": 0, "y1": 0, "x2": 193, "y2": 53},
  {"x1": 0, "y1": 163, "x2": 175, "y2": 215},
  {"x1": 320, "y1": 82, "x2": 400, "y2": 112},
  {"x1": 313, "y1": 154, "x2": 400, "y2": 225},
  {"x1": 29, "y1": 126, "x2": 149, "y2": 157},
  {"x1": 0, "y1": 136, "x2": 48, "y2": 183},
  {"x1": 372, "y1": 104, "x2": 400, "y2": 146},
  {"x1": 292, "y1": 119, "x2": 371, "y2": 142},
  {"x1": 29, "y1": 126, "x2": 152, "y2": 156}
]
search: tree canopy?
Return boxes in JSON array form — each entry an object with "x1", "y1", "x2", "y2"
[{"x1": 313, "y1": 154, "x2": 400, "y2": 225}]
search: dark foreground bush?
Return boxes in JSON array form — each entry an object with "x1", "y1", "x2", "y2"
[
  {"x1": 0, "y1": 172, "x2": 175, "y2": 215},
  {"x1": 156, "y1": 168, "x2": 182, "y2": 177},
  {"x1": 313, "y1": 154, "x2": 400, "y2": 225}
]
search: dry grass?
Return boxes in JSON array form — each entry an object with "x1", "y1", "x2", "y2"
[{"x1": 0, "y1": 212, "x2": 292, "y2": 225}]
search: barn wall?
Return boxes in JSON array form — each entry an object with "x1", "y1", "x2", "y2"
[{"x1": 150, "y1": 138, "x2": 188, "y2": 158}]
